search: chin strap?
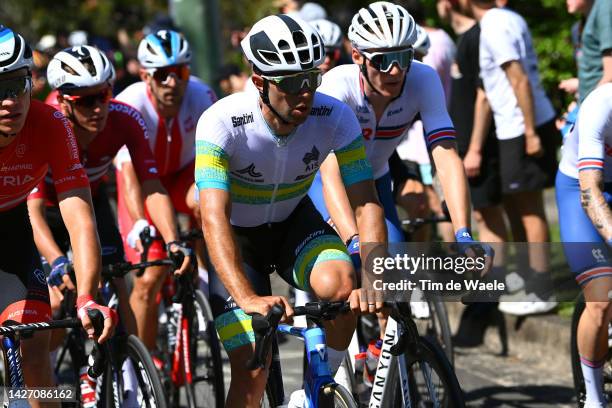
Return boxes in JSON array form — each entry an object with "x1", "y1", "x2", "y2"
[
  {"x1": 64, "y1": 101, "x2": 90, "y2": 133},
  {"x1": 360, "y1": 62, "x2": 383, "y2": 95},
  {"x1": 260, "y1": 79, "x2": 293, "y2": 126}
]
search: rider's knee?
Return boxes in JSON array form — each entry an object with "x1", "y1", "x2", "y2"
[
  {"x1": 132, "y1": 268, "x2": 164, "y2": 299},
  {"x1": 310, "y1": 261, "x2": 354, "y2": 301}
]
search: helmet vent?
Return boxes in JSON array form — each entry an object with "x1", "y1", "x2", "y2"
[
  {"x1": 292, "y1": 31, "x2": 307, "y2": 48},
  {"x1": 157, "y1": 35, "x2": 173, "y2": 57},
  {"x1": 283, "y1": 52, "x2": 296, "y2": 64},
  {"x1": 259, "y1": 50, "x2": 281, "y2": 64},
  {"x1": 278, "y1": 40, "x2": 290, "y2": 50},
  {"x1": 61, "y1": 61, "x2": 78, "y2": 76},
  {"x1": 313, "y1": 45, "x2": 321, "y2": 61},
  {"x1": 298, "y1": 49, "x2": 310, "y2": 63}
]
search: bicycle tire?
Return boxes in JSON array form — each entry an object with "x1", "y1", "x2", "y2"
[
  {"x1": 384, "y1": 335, "x2": 465, "y2": 408},
  {"x1": 184, "y1": 289, "x2": 225, "y2": 408},
  {"x1": 102, "y1": 335, "x2": 167, "y2": 408},
  {"x1": 317, "y1": 383, "x2": 359, "y2": 408},
  {"x1": 416, "y1": 297, "x2": 454, "y2": 366}
]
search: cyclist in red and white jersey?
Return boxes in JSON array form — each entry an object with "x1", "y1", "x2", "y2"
[
  {"x1": 30, "y1": 45, "x2": 193, "y2": 350},
  {"x1": 113, "y1": 30, "x2": 214, "y2": 349},
  {"x1": 0, "y1": 27, "x2": 115, "y2": 405}
]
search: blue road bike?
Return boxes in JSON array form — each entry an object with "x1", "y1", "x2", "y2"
[{"x1": 249, "y1": 301, "x2": 358, "y2": 408}]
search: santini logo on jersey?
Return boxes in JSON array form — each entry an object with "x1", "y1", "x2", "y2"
[
  {"x1": 231, "y1": 112, "x2": 254, "y2": 128},
  {"x1": 310, "y1": 105, "x2": 333, "y2": 117}
]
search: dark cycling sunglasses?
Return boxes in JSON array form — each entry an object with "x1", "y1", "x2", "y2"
[
  {"x1": 148, "y1": 64, "x2": 190, "y2": 84},
  {"x1": 263, "y1": 69, "x2": 322, "y2": 94},
  {"x1": 0, "y1": 76, "x2": 32, "y2": 100},
  {"x1": 362, "y1": 48, "x2": 415, "y2": 73},
  {"x1": 62, "y1": 87, "x2": 113, "y2": 108}
]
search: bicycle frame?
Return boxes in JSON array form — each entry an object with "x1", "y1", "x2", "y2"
[
  {"x1": 274, "y1": 324, "x2": 338, "y2": 408},
  {"x1": 2, "y1": 335, "x2": 25, "y2": 389}
]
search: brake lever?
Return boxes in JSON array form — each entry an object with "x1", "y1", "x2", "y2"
[{"x1": 246, "y1": 305, "x2": 284, "y2": 370}]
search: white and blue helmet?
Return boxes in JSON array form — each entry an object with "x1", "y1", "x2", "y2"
[
  {"x1": 137, "y1": 29, "x2": 192, "y2": 69},
  {"x1": 47, "y1": 46, "x2": 115, "y2": 91},
  {"x1": 311, "y1": 19, "x2": 343, "y2": 50},
  {"x1": 0, "y1": 26, "x2": 33, "y2": 74},
  {"x1": 413, "y1": 25, "x2": 430, "y2": 55}
]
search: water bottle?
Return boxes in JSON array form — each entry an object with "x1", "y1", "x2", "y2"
[{"x1": 363, "y1": 339, "x2": 382, "y2": 387}]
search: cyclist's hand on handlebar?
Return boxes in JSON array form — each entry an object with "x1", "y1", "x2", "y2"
[
  {"x1": 127, "y1": 219, "x2": 156, "y2": 253},
  {"x1": 77, "y1": 295, "x2": 118, "y2": 343},
  {"x1": 166, "y1": 241, "x2": 195, "y2": 276},
  {"x1": 47, "y1": 255, "x2": 75, "y2": 291},
  {"x1": 455, "y1": 228, "x2": 495, "y2": 276},
  {"x1": 241, "y1": 295, "x2": 294, "y2": 323},
  {"x1": 349, "y1": 288, "x2": 384, "y2": 315}
]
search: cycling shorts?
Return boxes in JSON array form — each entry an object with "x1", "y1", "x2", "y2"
[
  {"x1": 556, "y1": 170, "x2": 612, "y2": 286},
  {"x1": 308, "y1": 171, "x2": 405, "y2": 243},
  {"x1": 209, "y1": 197, "x2": 351, "y2": 352},
  {"x1": 0, "y1": 202, "x2": 51, "y2": 324},
  {"x1": 117, "y1": 161, "x2": 195, "y2": 263},
  {"x1": 46, "y1": 183, "x2": 125, "y2": 266}
]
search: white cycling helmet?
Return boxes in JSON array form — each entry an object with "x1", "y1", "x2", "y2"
[
  {"x1": 47, "y1": 45, "x2": 115, "y2": 92},
  {"x1": 138, "y1": 30, "x2": 191, "y2": 69},
  {"x1": 0, "y1": 26, "x2": 33, "y2": 74},
  {"x1": 348, "y1": 1, "x2": 417, "y2": 50},
  {"x1": 241, "y1": 14, "x2": 325, "y2": 74},
  {"x1": 413, "y1": 25, "x2": 430, "y2": 55},
  {"x1": 311, "y1": 19, "x2": 343, "y2": 50}
]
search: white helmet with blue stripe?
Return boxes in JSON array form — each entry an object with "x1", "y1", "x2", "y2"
[
  {"x1": 0, "y1": 26, "x2": 33, "y2": 74},
  {"x1": 137, "y1": 29, "x2": 192, "y2": 69}
]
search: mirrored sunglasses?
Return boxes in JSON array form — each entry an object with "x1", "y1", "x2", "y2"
[
  {"x1": 362, "y1": 48, "x2": 414, "y2": 73},
  {"x1": 263, "y1": 69, "x2": 322, "y2": 94}
]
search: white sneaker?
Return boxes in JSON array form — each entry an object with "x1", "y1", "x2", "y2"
[
  {"x1": 410, "y1": 288, "x2": 430, "y2": 319},
  {"x1": 411, "y1": 301, "x2": 430, "y2": 319},
  {"x1": 505, "y1": 272, "x2": 525, "y2": 293},
  {"x1": 498, "y1": 293, "x2": 557, "y2": 316},
  {"x1": 287, "y1": 389, "x2": 306, "y2": 408}
]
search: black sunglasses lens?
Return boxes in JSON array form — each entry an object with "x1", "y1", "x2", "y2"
[
  {"x1": 0, "y1": 77, "x2": 28, "y2": 99},
  {"x1": 277, "y1": 72, "x2": 320, "y2": 93}
]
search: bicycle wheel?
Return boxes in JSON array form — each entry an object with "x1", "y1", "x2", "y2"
[
  {"x1": 184, "y1": 289, "x2": 225, "y2": 408},
  {"x1": 317, "y1": 383, "x2": 358, "y2": 408},
  {"x1": 418, "y1": 297, "x2": 454, "y2": 366},
  {"x1": 570, "y1": 298, "x2": 612, "y2": 407},
  {"x1": 385, "y1": 336, "x2": 465, "y2": 408},
  {"x1": 103, "y1": 335, "x2": 167, "y2": 408}
]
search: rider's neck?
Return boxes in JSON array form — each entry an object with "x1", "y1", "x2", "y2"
[{"x1": 260, "y1": 100, "x2": 297, "y2": 137}]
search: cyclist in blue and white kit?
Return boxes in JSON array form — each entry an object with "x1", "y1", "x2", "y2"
[
  {"x1": 195, "y1": 14, "x2": 387, "y2": 407},
  {"x1": 557, "y1": 83, "x2": 612, "y2": 408},
  {"x1": 308, "y1": 1, "x2": 479, "y2": 254}
]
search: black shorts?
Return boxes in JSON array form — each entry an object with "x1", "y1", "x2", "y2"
[
  {"x1": 498, "y1": 120, "x2": 561, "y2": 195},
  {"x1": 209, "y1": 197, "x2": 350, "y2": 352},
  {"x1": 46, "y1": 183, "x2": 125, "y2": 266},
  {"x1": 0, "y1": 202, "x2": 51, "y2": 324},
  {"x1": 458, "y1": 133, "x2": 502, "y2": 209}
]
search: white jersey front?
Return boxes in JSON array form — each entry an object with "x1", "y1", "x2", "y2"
[
  {"x1": 479, "y1": 7, "x2": 555, "y2": 140},
  {"x1": 559, "y1": 83, "x2": 612, "y2": 182},
  {"x1": 115, "y1": 76, "x2": 217, "y2": 176},
  {"x1": 195, "y1": 91, "x2": 373, "y2": 227},
  {"x1": 318, "y1": 63, "x2": 456, "y2": 179}
]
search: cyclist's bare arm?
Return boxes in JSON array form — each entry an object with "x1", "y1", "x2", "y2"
[
  {"x1": 579, "y1": 169, "x2": 612, "y2": 241},
  {"x1": 27, "y1": 197, "x2": 65, "y2": 264},
  {"x1": 118, "y1": 161, "x2": 148, "y2": 223},
  {"x1": 57, "y1": 187, "x2": 101, "y2": 300},
  {"x1": 199, "y1": 188, "x2": 292, "y2": 317},
  {"x1": 319, "y1": 154, "x2": 359, "y2": 242},
  {"x1": 345, "y1": 180, "x2": 387, "y2": 246},
  {"x1": 431, "y1": 140, "x2": 472, "y2": 232}
]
